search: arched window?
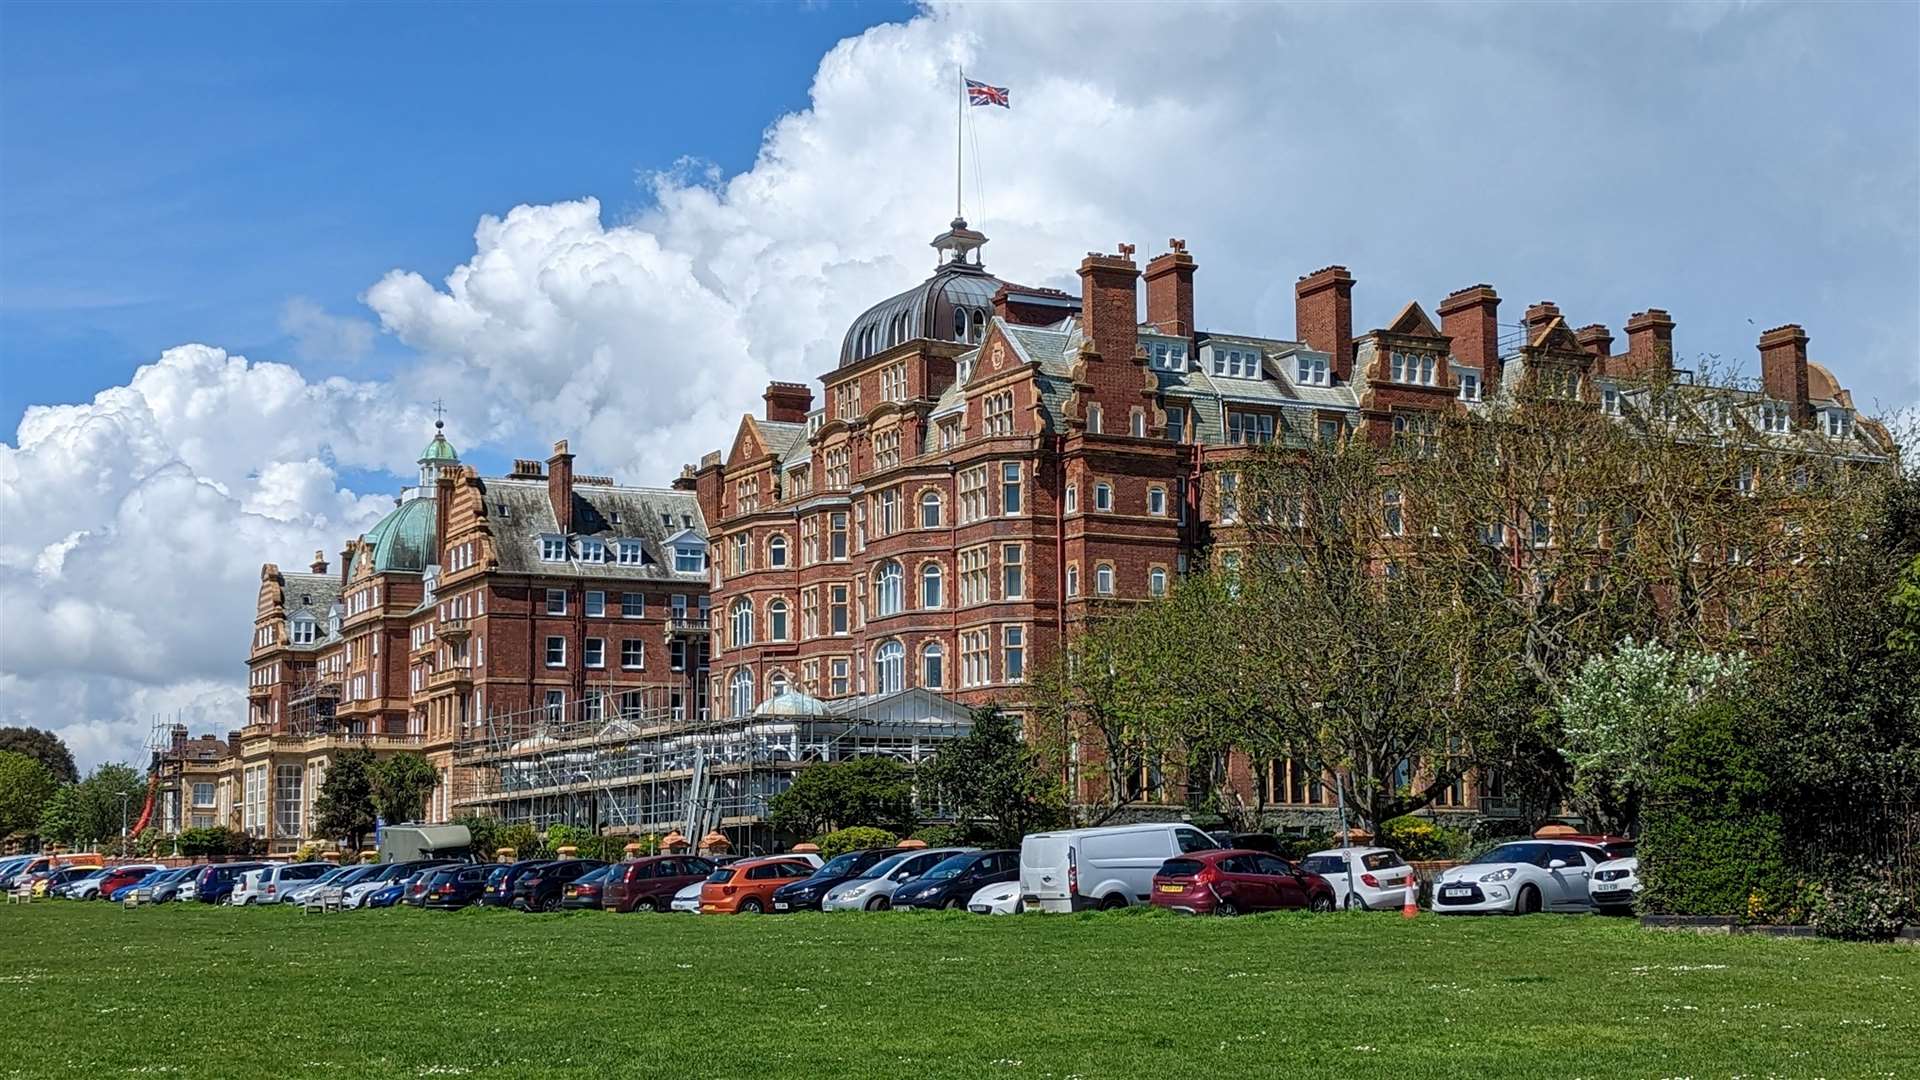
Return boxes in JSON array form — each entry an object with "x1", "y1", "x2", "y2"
[
  {"x1": 1088, "y1": 403, "x2": 1103, "y2": 434},
  {"x1": 922, "y1": 642, "x2": 945, "y2": 688},
  {"x1": 874, "y1": 560, "x2": 903, "y2": 617},
  {"x1": 1096, "y1": 563, "x2": 1115, "y2": 595},
  {"x1": 874, "y1": 640, "x2": 905, "y2": 694},
  {"x1": 729, "y1": 598, "x2": 754, "y2": 648},
  {"x1": 768, "y1": 534, "x2": 787, "y2": 568},
  {"x1": 971, "y1": 309, "x2": 986, "y2": 343},
  {"x1": 920, "y1": 490, "x2": 943, "y2": 528},
  {"x1": 769, "y1": 671, "x2": 789, "y2": 699},
  {"x1": 1149, "y1": 567, "x2": 1168, "y2": 597},
  {"x1": 728, "y1": 668, "x2": 755, "y2": 719},
  {"x1": 767, "y1": 598, "x2": 789, "y2": 642},
  {"x1": 953, "y1": 307, "x2": 968, "y2": 341},
  {"x1": 1130, "y1": 409, "x2": 1146, "y2": 438},
  {"x1": 920, "y1": 562, "x2": 943, "y2": 609}
]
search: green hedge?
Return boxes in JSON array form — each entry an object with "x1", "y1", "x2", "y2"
[
  {"x1": 1638, "y1": 695, "x2": 1795, "y2": 919},
  {"x1": 814, "y1": 826, "x2": 897, "y2": 859}
]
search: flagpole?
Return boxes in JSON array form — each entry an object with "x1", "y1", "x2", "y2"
[{"x1": 955, "y1": 65, "x2": 964, "y2": 219}]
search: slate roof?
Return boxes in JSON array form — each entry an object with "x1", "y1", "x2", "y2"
[
  {"x1": 480, "y1": 478, "x2": 708, "y2": 582},
  {"x1": 279, "y1": 572, "x2": 344, "y2": 650},
  {"x1": 752, "y1": 419, "x2": 808, "y2": 462}
]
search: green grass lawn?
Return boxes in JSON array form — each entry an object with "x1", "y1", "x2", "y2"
[{"x1": 0, "y1": 902, "x2": 1913, "y2": 1079}]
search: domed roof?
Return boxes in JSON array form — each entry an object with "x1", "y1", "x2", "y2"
[
  {"x1": 419, "y1": 422, "x2": 459, "y2": 464},
  {"x1": 837, "y1": 218, "x2": 1008, "y2": 368},
  {"x1": 352, "y1": 495, "x2": 438, "y2": 577}
]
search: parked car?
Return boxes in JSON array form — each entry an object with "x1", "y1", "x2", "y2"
[
  {"x1": 49, "y1": 867, "x2": 109, "y2": 898},
  {"x1": 233, "y1": 862, "x2": 331, "y2": 906},
  {"x1": 822, "y1": 848, "x2": 974, "y2": 912},
  {"x1": 1431, "y1": 840, "x2": 1609, "y2": 915},
  {"x1": 1150, "y1": 850, "x2": 1337, "y2": 915},
  {"x1": 111, "y1": 868, "x2": 171, "y2": 902},
  {"x1": 0, "y1": 855, "x2": 37, "y2": 890},
  {"x1": 699, "y1": 857, "x2": 815, "y2": 914},
  {"x1": 65, "y1": 866, "x2": 137, "y2": 900},
  {"x1": 191, "y1": 862, "x2": 269, "y2": 905},
  {"x1": 365, "y1": 872, "x2": 424, "y2": 909},
  {"x1": 967, "y1": 879, "x2": 1024, "y2": 915},
  {"x1": 1588, "y1": 856, "x2": 1641, "y2": 914},
  {"x1": 27, "y1": 867, "x2": 87, "y2": 897},
  {"x1": 513, "y1": 859, "x2": 608, "y2": 912},
  {"x1": 669, "y1": 880, "x2": 704, "y2": 913},
  {"x1": 420, "y1": 864, "x2": 491, "y2": 910},
  {"x1": 602, "y1": 856, "x2": 716, "y2": 913},
  {"x1": 342, "y1": 860, "x2": 446, "y2": 909},
  {"x1": 78, "y1": 864, "x2": 164, "y2": 901},
  {"x1": 480, "y1": 860, "x2": 551, "y2": 908},
  {"x1": 891, "y1": 850, "x2": 1019, "y2": 910},
  {"x1": 1206, "y1": 831, "x2": 1285, "y2": 855},
  {"x1": 1298, "y1": 847, "x2": 1416, "y2": 910},
  {"x1": 559, "y1": 864, "x2": 616, "y2": 910},
  {"x1": 283, "y1": 863, "x2": 370, "y2": 905},
  {"x1": 1020, "y1": 823, "x2": 1220, "y2": 912},
  {"x1": 145, "y1": 865, "x2": 203, "y2": 903},
  {"x1": 771, "y1": 848, "x2": 902, "y2": 912}
]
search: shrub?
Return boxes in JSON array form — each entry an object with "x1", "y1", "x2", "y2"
[
  {"x1": 814, "y1": 826, "x2": 896, "y2": 859},
  {"x1": 1807, "y1": 862, "x2": 1912, "y2": 941},
  {"x1": 1377, "y1": 816, "x2": 1470, "y2": 861},
  {"x1": 1275, "y1": 830, "x2": 1336, "y2": 861},
  {"x1": 1638, "y1": 695, "x2": 1794, "y2": 919},
  {"x1": 908, "y1": 824, "x2": 968, "y2": 849}
]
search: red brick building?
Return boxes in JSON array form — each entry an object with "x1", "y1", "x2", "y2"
[{"x1": 692, "y1": 220, "x2": 1890, "y2": 825}]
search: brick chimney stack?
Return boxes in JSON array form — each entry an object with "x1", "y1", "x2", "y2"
[
  {"x1": 1144, "y1": 239, "x2": 1197, "y2": 339},
  {"x1": 170, "y1": 724, "x2": 187, "y2": 755},
  {"x1": 1437, "y1": 284, "x2": 1501, "y2": 390},
  {"x1": 1295, "y1": 266, "x2": 1356, "y2": 382},
  {"x1": 309, "y1": 550, "x2": 328, "y2": 575},
  {"x1": 1524, "y1": 301, "x2": 1562, "y2": 337},
  {"x1": 434, "y1": 468, "x2": 457, "y2": 568},
  {"x1": 1575, "y1": 324, "x2": 1614, "y2": 371},
  {"x1": 338, "y1": 544, "x2": 353, "y2": 585},
  {"x1": 763, "y1": 381, "x2": 814, "y2": 424},
  {"x1": 1758, "y1": 324, "x2": 1810, "y2": 419},
  {"x1": 548, "y1": 439, "x2": 576, "y2": 535},
  {"x1": 1619, "y1": 309, "x2": 1676, "y2": 377},
  {"x1": 1078, "y1": 245, "x2": 1141, "y2": 365}
]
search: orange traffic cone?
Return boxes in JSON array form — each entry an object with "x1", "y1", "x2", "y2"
[{"x1": 1402, "y1": 874, "x2": 1420, "y2": 918}]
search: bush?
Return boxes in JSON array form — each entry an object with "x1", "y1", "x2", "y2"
[
  {"x1": 814, "y1": 826, "x2": 896, "y2": 859},
  {"x1": 1275, "y1": 830, "x2": 1336, "y2": 861},
  {"x1": 909, "y1": 824, "x2": 969, "y2": 849},
  {"x1": 1638, "y1": 695, "x2": 1795, "y2": 919},
  {"x1": 1807, "y1": 862, "x2": 1912, "y2": 941},
  {"x1": 1377, "y1": 816, "x2": 1470, "y2": 861}
]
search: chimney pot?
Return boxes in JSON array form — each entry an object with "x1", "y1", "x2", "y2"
[
  {"x1": 1620, "y1": 309, "x2": 1677, "y2": 378},
  {"x1": 1144, "y1": 242, "x2": 1198, "y2": 339},
  {"x1": 1437, "y1": 283, "x2": 1502, "y2": 389},
  {"x1": 309, "y1": 550, "x2": 328, "y2": 575},
  {"x1": 1574, "y1": 324, "x2": 1614, "y2": 371},
  {"x1": 762, "y1": 381, "x2": 814, "y2": 425}
]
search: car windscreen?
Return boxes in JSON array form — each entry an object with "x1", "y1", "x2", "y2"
[
  {"x1": 1466, "y1": 842, "x2": 1551, "y2": 867},
  {"x1": 1297, "y1": 855, "x2": 1347, "y2": 876},
  {"x1": 1159, "y1": 858, "x2": 1206, "y2": 877},
  {"x1": 919, "y1": 854, "x2": 976, "y2": 881},
  {"x1": 852, "y1": 853, "x2": 909, "y2": 881},
  {"x1": 1361, "y1": 851, "x2": 1406, "y2": 871},
  {"x1": 812, "y1": 852, "x2": 862, "y2": 878}
]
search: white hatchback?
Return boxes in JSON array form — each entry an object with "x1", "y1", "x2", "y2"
[
  {"x1": 1297, "y1": 847, "x2": 1414, "y2": 910},
  {"x1": 669, "y1": 880, "x2": 703, "y2": 913},
  {"x1": 1431, "y1": 840, "x2": 1606, "y2": 915},
  {"x1": 1588, "y1": 856, "x2": 1640, "y2": 913},
  {"x1": 966, "y1": 880, "x2": 1023, "y2": 915}
]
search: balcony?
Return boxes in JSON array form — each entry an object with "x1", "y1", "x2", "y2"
[
  {"x1": 437, "y1": 618, "x2": 471, "y2": 641},
  {"x1": 426, "y1": 663, "x2": 474, "y2": 691},
  {"x1": 666, "y1": 613, "x2": 710, "y2": 637},
  {"x1": 293, "y1": 729, "x2": 426, "y2": 753}
]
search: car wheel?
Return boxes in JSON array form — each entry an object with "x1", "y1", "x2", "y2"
[
  {"x1": 634, "y1": 897, "x2": 657, "y2": 913},
  {"x1": 944, "y1": 897, "x2": 963, "y2": 911},
  {"x1": 1516, "y1": 884, "x2": 1541, "y2": 915},
  {"x1": 1214, "y1": 900, "x2": 1239, "y2": 917},
  {"x1": 539, "y1": 896, "x2": 560, "y2": 913},
  {"x1": 740, "y1": 898, "x2": 764, "y2": 914},
  {"x1": 865, "y1": 896, "x2": 890, "y2": 911},
  {"x1": 1310, "y1": 894, "x2": 1334, "y2": 914},
  {"x1": 1098, "y1": 893, "x2": 1127, "y2": 911}
]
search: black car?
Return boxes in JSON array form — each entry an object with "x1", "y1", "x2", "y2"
[
  {"x1": 891, "y1": 849, "x2": 1020, "y2": 910},
  {"x1": 420, "y1": 864, "x2": 491, "y2": 909},
  {"x1": 770, "y1": 848, "x2": 903, "y2": 913},
  {"x1": 1206, "y1": 831, "x2": 1284, "y2": 856},
  {"x1": 479, "y1": 860, "x2": 551, "y2": 908},
  {"x1": 399, "y1": 860, "x2": 467, "y2": 907},
  {"x1": 512, "y1": 859, "x2": 608, "y2": 912}
]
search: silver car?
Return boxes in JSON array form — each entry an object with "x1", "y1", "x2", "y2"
[
  {"x1": 822, "y1": 848, "x2": 975, "y2": 911},
  {"x1": 233, "y1": 862, "x2": 332, "y2": 905}
]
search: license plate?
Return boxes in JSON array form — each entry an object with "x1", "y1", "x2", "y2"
[
  {"x1": 1593, "y1": 886, "x2": 1622, "y2": 895},
  {"x1": 774, "y1": 902, "x2": 789, "y2": 910},
  {"x1": 1157, "y1": 883, "x2": 1185, "y2": 893},
  {"x1": 1443, "y1": 886, "x2": 1472, "y2": 898}
]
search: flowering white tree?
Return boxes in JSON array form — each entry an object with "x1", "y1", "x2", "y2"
[{"x1": 1553, "y1": 638, "x2": 1749, "y2": 835}]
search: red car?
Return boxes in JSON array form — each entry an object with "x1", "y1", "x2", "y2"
[
  {"x1": 601, "y1": 856, "x2": 716, "y2": 913},
  {"x1": 1151, "y1": 849, "x2": 1337, "y2": 915},
  {"x1": 92, "y1": 865, "x2": 160, "y2": 900}
]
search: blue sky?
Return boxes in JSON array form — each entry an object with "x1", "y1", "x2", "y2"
[{"x1": 1, "y1": 0, "x2": 908, "y2": 479}]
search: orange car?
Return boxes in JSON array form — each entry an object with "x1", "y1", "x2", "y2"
[{"x1": 698, "y1": 857, "x2": 814, "y2": 914}]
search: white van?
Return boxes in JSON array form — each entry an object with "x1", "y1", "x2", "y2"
[{"x1": 1019, "y1": 822, "x2": 1219, "y2": 912}]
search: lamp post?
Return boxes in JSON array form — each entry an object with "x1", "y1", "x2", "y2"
[{"x1": 119, "y1": 791, "x2": 133, "y2": 852}]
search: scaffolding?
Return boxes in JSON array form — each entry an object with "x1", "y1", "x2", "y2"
[{"x1": 451, "y1": 685, "x2": 975, "y2": 854}]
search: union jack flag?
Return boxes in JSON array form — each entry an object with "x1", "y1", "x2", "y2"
[{"x1": 966, "y1": 78, "x2": 1010, "y2": 108}]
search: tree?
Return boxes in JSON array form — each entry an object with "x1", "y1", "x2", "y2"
[
  {"x1": 77, "y1": 764, "x2": 145, "y2": 845},
  {"x1": 767, "y1": 756, "x2": 915, "y2": 837},
  {"x1": 371, "y1": 753, "x2": 439, "y2": 826},
  {"x1": 918, "y1": 707, "x2": 1065, "y2": 847},
  {"x1": 454, "y1": 815, "x2": 503, "y2": 862},
  {"x1": 177, "y1": 826, "x2": 235, "y2": 858},
  {"x1": 1551, "y1": 638, "x2": 1749, "y2": 836},
  {"x1": 0, "y1": 751, "x2": 58, "y2": 840},
  {"x1": 314, "y1": 748, "x2": 377, "y2": 851},
  {"x1": 0, "y1": 727, "x2": 78, "y2": 785},
  {"x1": 37, "y1": 784, "x2": 85, "y2": 847}
]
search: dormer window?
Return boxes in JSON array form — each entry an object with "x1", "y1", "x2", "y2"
[
  {"x1": 1824, "y1": 410, "x2": 1852, "y2": 439},
  {"x1": 956, "y1": 356, "x2": 974, "y2": 385},
  {"x1": 1151, "y1": 342, "x2": 1188, "y2": 371},
  {"x1": 1209, "y1": 345, "x2": 1260, "y2": 379},
  {"x1": 1458, "y1": 372, "x2": 1481, "y2": 403},
  {"x1": 290, "y1": 619, "x2": 316, "y2": 646},
  {"x1": 1390, "y1": 351, "x2": 1438, "y2": 386},
  {"x1": 674, "y1": 545, "x2": 705, "y2": 574},
  {"x1": 1601, "y1": 387, "x2": 1621, "y2": 416},
  {"x1": 1760, "y1": 402, "x2": 1792, "y2": 434},
  {"x1": 1296, "y1": 354, "x2": 1329, "y2": 387},
  {"x1": 579, "y1": 538, "x2": 605, "y2": 563},
  {"x1": 615, "y1": 540, "x2": 645, "y2": 565},
  {"x1": 540, "y1": 536, "x2": 567, "y2": 562}
]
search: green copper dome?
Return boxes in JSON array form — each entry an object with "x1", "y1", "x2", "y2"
[
  {"x1": 419, "y1": 424, "x2": 459, "y2": 463},
  {"x1": 353, "y1": 496, "x2": 438, "y2": 576}
]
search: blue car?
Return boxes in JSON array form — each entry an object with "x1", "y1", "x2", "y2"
[
  {"x1": 110, "y1": 869, "x2": 169, "y2": 902},
  {"x1": 365, "y1": 870, "x2": 426, "y2": 909}
]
